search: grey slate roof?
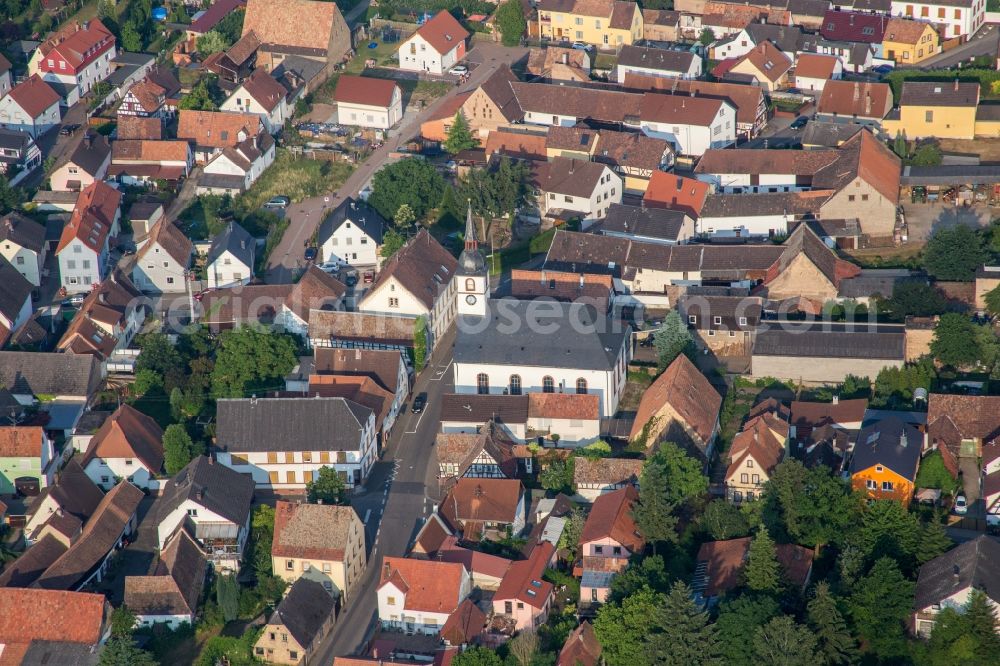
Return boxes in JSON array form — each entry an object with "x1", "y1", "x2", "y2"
[
  {"x1": 206, "y1": 220, "x2": 255, "y2": 269},
  {"x1": 216, "y1": 397, "x2": 373, "y2": 453},
  {"x1": 56, "y1": 131, "x2": 110, "y2": 177},
  {"x1": 616, "y1": 45, "x2": 696, "y2": 73},
  {"x1": 1, "y1": 212, "x2": 47, "y2": 253},
  {"x1": 0, "y1": 351, "x2": 102, "y2": 398},
  {"x1": 596, "y1": 203, "x2": 689, "y2": 242},
  {"x1": 802, "y1": 121, "x2": 864, "y2": 148},
  {"x1": 0, "y1": 256, "x2": 32, "y2": 324},
  {"x1": 157, "y1": 455, "x2": 255, "y2": 526},
  {"x1": 317, "y1": 197, "x2": 385, "y2": 246},
  {"x1": 753, "y1": 328, "x2": 906, "y2": 359},
  {"x1": 850, "y1": 416, "x2": 922, "y2": 480},
  {"x1": 269, "y1": 577, "x2": 335, "y2": 646},
  {"x1": 453, "y1": 298, "x2": 629, "y2": 371},
  {"x1": 0, "y1": 128, "x2": 33, "y2": 154},
  {"x1": 837, "y1": 270, "x2": 922, "y2": 299},
  {"x1": 914, "y1": 536, "x2": 1000, "y2": 610},
  {"x1": 440, "y1": 393, "x2": 529, "y2": 424}
]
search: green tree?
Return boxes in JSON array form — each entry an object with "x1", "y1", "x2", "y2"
[
  {"x1": 986, "y1": 283, "x2": 1000, "y2": 319},
  {"x1": 846, "y1": 557, "x2": 914, "y2": 660},
  {"x1": 892, "y1": 130, "x2": 907, "y2": 159},
  {"x1": 369, "y1": 157, "x2": 446, "y2": 221},
  {"x1": 437, "y1": 183, "x2": 464, "y2": 229},
  {"x1": 444, "y1": 112, "x2": 477, "y2": 154},
  {"x1": 914, "y1": 450, "x2": 958, "y2": 492},
  {"x1": 380, "y1": 228, "x2": 406, "y2": 259},
  {"x1": 136, "y1": 331, "x2": 183, "y2": 380},
  {"x1": 197, "y1": 29, "x2": 229, "y2": 54},
  {"x1": 121, "y1": 19, "x2": 143, "y2": 52},
  {"x1": 216, "y1": 573, "x2": 240, "y2": 621},
  {"x1": 394, "y1": 203, "x2": 416, "y2": 230},
  {"x1": 699, "y1": 27, "x2": 715, "y2": 46},
  {"x1": 494, "y1": 0, "x2": 527, "y2": 46},
  {"x1": 109, "y1": 606, "x2": 137, "y2": 638},
  {"x1": 916, "y1": 520, "x2": 953, "y2": 565},
  {"x1": 214, "y1": 8, "x2": 244, "y2": 42},
  {"x1": 923, "y1": 224, "x2": 987, "y2": 281},
  {"x1": 922, "y1": 589, "x2": 1000, "y2": 665},
  {"x1": 931, "y1": 312, "x2": 983, "y2": 367},
  {"x1": 910, "y1": 142, "x2": 943, "y2": 166},
  {"x1": 645, "y1": 581, "x2": 720, "y2": 665},
  {"x1": 508, "y1": 629, "x2": 538, "y2": 666},
  {"x1": 716, "y1": 596, "x2": 782, "y2": 666},
  {"x1": 744, "y1": 527, "x2": 782, "y2": 594},
  {"x1": 459, "y1": 157, "x2": 530, "y2": 222},
  {"x1": 211, "y1": 327, "x2": 297, "y2": 398},
  {"x1": 306, "y1": 466, "x2": 346, "y2": 504},
  {"x1": 877, "y1": 281, "x2": 948, "y2": 321},
  {"x1": 609, "y1": 555, "x2": 673, "y2": 602},
  {"x1": 132, "y1": 368, "x2": 163, "y2": 396},
  {"x1": 251, "y1": 504, "x2": 276, "y2": 577},
  {"x1": 634, "y1": 443, "x2": 706, "y2": 551},
  {"x1": 851, "y1": 499, "x2": 921, "y2": 570},
  {"x1": 179, "y1": 76, "x2": 222, "y2": 111},
  {"x1": 99, "y1": 638, "x2": 157, "y2": 666},
  {"x1": 594, "y1": 587, "x2": 665, "y2": 666},
  {"x1": 872, "y1": 359, "x2": 936, "y2": 409},
  {"x1": 700, "y1": 499, "x2": 750, "y2": 540},
  {"x1": 752, "y1": 616, "x2": 819, "y2": 666},
  {"x1": 0, "y1": 173, "x2": 25, "y2": 214},
  {"x1": 654, "y1": 310, "x2": 694, "y2": 370},
  {"x1": 451, "y1": 647, "x2": 503, "y2": 666},
  {"x1": 557, "y1": 506, "x2": 586, "y2": 561},
  {"x1": 761, "y1": 460, "x2": 860, "y2": 553},
  {"x1": 163, "y1": 424, "x2": 197, "y2": 475},
  {"x1": 807, "y1": 581, "x2": 859, "y2": 666},
  {"x1": 539, "y1": 459, "x2": 574, "y2": 494}
]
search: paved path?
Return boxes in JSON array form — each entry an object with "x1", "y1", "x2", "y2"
[
  {"x1": 264, "y1": 43, "x2": 527, "y2": 284},
  {"x1": 909, "y1": 24, "x2": 998, "y2": 69}
]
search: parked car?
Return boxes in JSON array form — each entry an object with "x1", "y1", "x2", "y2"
[
  {"x1": 319, "y1": 259, "x2": 342, "y2": 273},
  {"x1": 572, "y1": 42, "x2": 593, "y2": 51},
  {"x1": 363, "y1": 270, "x2": 375, "y2": 284},
  {"x1": 872, "y1": 64, "x2": 894, "y2": 76},
  {"x1": 412, "y1": 392, "x2": 427, "y2": 413},
  {"x1": 345, "y1": 273, "x2": 359, "y2": 287},
  {"x1": 448, "y1": 65, "x2": 468, "y2": 76},
  {"x1": 59, "y1": 124, "x2": 80, "y2": 136},
  {"x1": 264, "y1": 196, "x2": 290, "y2": 209},
  {"x1": 954, "y1": 493, "x2": 968, "y2": 515},
  {"x1": 61, "y1": 294, "x2": 86, "y2": 307},
  {"x1": 790, "y1": 116, "x2": 809, "y2": 130},
  {"x1": 304, "y1": 247, "x2": 318, "y2": 261}
]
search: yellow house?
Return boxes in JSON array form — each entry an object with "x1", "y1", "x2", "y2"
[
  {"x1": 882, "y1": 80, "x2": 979, "y2": 140},
  {"x1": 537, "y1": 0, "x2": 643, "y2": 48},
  {"x1": 849, "y1": 418, "x2": 921, "y2": 507},
  {"x1": 882, "y1": 18, "x2": 939, "y2": 64}
]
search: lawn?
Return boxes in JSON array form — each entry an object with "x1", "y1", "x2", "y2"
[
  {"x1": 235, "y1": 148, "x2": 354, "y2": 214},
  {"x1": 345, "y1": 40, "x2": 400, "y2": 74},
  {"x1": 593, "y1": 52, "x2": 617, "y2": 70}
]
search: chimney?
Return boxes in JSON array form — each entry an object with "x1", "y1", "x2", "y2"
[
  {"x1": 865, "y1": 91, "x2": 871, "y2": 115},
  {"x1": 954, "y1": 79, "x2": 959, "y2": 91},
  {"x1": 832, "y1": 395, "x2": 839, "y2": 405},
  {"x1": 953, "y1": 564, "x2": 961, "y2": 582},
  {"x1": 562, "y1": 52, "x2": 568, "y2": 65},
  {"x1": 207, "y1": 455, "x2": 214, "y2": 464},
  {"x1": 383, "y1": 561, "x2": 391, "y2": 579},
  {"x1": 853, "y1": 84, "x2": 860, "y2": 102},
  {"x1": 196, "y1": 489, "x2": 204, "y2": 501},
  {"x1": 83, "y1": 133, "x2": 93, "y2": 148}
]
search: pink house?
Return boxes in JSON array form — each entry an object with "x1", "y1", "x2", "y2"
[
  {"x1": 492, "y1": 541, "x2": 554, "y2": 631},
  {"x1": 578, "y1": 486, "x2": 644, "y2": 608}
]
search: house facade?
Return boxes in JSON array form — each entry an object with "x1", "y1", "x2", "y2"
[
  {"x1": 0, "y1": 75, "x2": 61, "y2": 138},
  {"x1": 536, "y1": 0, "x2": 643, "y2": 47},
  {"x1": 131, "y1": 219, "x2": 194, "y2": 294},
  {"x1": 51, "y1": 131, "x2": 111, "y2": 192},
  {"x1": 206, "y1": 221, "x2": 255, "y2": 288},
  {"x1": 378, "y1": 557, "x2": 472, "y2": 634},
  {"x1": 29, "y1": 19, "x2": 117, "y2": 104},
  {"x1": 0, "y1": 212, "x2": 46, "y2": 288},
  {"x1": 398, "y1": 11, "x2": 469, "y2": 75},
  {"x1": 220, "y1": 69, "x2": 290, "y2": 133},
  {"x1": 537, "y1": 158, "x2": 622, "y2": 226},
  {"x1": 333, "y1": 75, "x2": 403, "y2": 130},
  {"x1": 56, "y1": 181, "x2": 121, "y2": 293},
  {"x1": 318, "y1": 198, "x2": 385, "y2": 268},
  {"x1": 0, "y1": 426, "x2": 56, "y2": 494}
]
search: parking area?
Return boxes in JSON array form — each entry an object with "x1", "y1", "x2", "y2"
[{"x1": 901, "y1": 203, "x2": 992, "y2": 242}]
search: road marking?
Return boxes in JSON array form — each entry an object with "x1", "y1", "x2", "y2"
[
  {"x1": 405, "y1": 410, "x2": 426, "y2": 434},
  {"x1": 363, "y1": 509, "x2": 371, "y2": 523}
]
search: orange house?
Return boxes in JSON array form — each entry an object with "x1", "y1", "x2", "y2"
[{"x1": 850, "y1": 417, "x2": 922, "y2": 506}]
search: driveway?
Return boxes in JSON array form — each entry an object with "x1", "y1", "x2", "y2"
[
  {"x1": 901, "y1": 202, "x2": 991, "y2": 242},
  {"x1": 263, "y1": 43, "x2": 529, "y2": 284},
  {"x1": 93, "y1": 494, "x2": 162, "y2": 605},
  {"x1": 21, "y1": 103, "x2": 91, "y2": 189}
]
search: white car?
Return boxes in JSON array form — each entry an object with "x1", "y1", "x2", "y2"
[
  {"x1": 319, "y1": 260, "x2": 342, "y2": 273},
  {"x1": 448, "y1": 65, "x2": 468, "y2": 76},
  {"x1": 954, "y1": 494, "x2": 968, "y2": 515}
]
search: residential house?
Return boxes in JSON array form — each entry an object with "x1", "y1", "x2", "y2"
[
  {"x1": 23, "y1": 460, "x2": 102, "y2": 547},
  {"x1": 0, "y1": 75, "x2": 61, "y2": 138},
  {"x1": 156, "y1": 455, "x2": 256, "y2": 572},
  {"x1": 254, "y1": 577, "x2": 337, "y2": 666},
  {"x1": 0, "y1": 588, "x2": 111, "y2": 659},
  {"x1": 882, "y1": 17, "x2": 939, "y2": 64},
  {"x1": 545, "y1": 126, "x2": 674, "y2": 195},
  {"x1": 56, "y1": 181, "x2": 121, "y2": 293},
  {"x1": 436, "y1": 536, "x2": 512, "y2": 590},
  {"x1": 452, "y1": 298, "x2": 631, "y2": 419},
  {"x1": 220, "y1": 69, "x2": 290, "y2": 133},
  {"x1": 557, "y1": 622, "x2": 602, "y2": 666},
  {"x1": 0, "y1": 128, "x2": 42, "y2": 183},
  {"x1": 629, "y1": 353, "x2": 721, "y2": 460},
  {"x1": 724, "y1": 415, "x2": 786, "y2": 503},
  {"x1": 80, "y1": 404, "x2": 164, "y2": 491},
  {"x1": 186, "y1": 0, "x2": 246, "y2": 38},
  {"x1": 0, "y1": 211, "x2": 47, "y2": 286},
  {"x1": 0, "y1": 256, "x2": 33, "y2": 344},
  {"x1": 421, "y1": 91, "x2": 474, "y2": 142},
  {"x1": 536, "y1": 157, "x2": 622, "y2": 227},
  {"x1": 125, "y1": 529, "x2": 207, "y2": 629},
  {"x1": 0, "y1": 351, "x2": 102, "y2": 404},
  {"x1": 34, "y1": 481, "x2": 143, "y2": 591},
  {"x1": 439, "y1": 477, "x2": 526, "y2": 540},
  {"x1": 525, "y1": 392, "x2": 602, "y2": 446},
  {"x1": 638, "y1": 93, "x2": 737, "y2": 156},
  {"x1": 56, "y1": 271, "x2": 144, "y2": 362},
  {"x1": 215, "y1": 397, "x2": 377, "y2": 490},
  {"x1": 807, "y1": 38, "x2": 875, "y2": 74},
  {"x1": 789, "y1": 397, "x2": 867, "y2": 441},
  {"x1": 333, "y1": 76, "x2": 403, "y2": 130},
  {"x1": 820, "y1": 11, "x2": 889, "y2": 55},
  {"x1": 573, "y1": 457, "x2": 643, "y2": 502},
  {"x1": 525, "y1": 47, "x2": 591, "y2": 82},
  {"x1": 436, "y1": 427, "x2": 517, "y2": 489},
  {"x1": 131, "y1": 219, "x2": 193, "y2": 294},
  {"x1": 358, "y1": 228, "x2": 456, "y2": 353},
  {"x1": 711, "y1": 23, "x2": 808, "y2": 62},
  {"x1": 439, "y1": 394, "x2": 530, "y2": 440},
  {"x1": 205, "y1": 32, "x2": 259, "y2": 85},
  {"x1": 926, "y1": 393, "x2": 1000, "y2": 478},
  {"x1": 0, "y1": 426, "x2": 56, "y2": 495},
  {"x1": 815, "y1": 80, "x2": 894, "y2": 127},
  {"x1": 441, "y1": 597, "x2": 488, "y2": 648},
  {"x1": 117, "y1": 115, "x2": 163, "y2": 140},
  {"x1": 578, "y1": 486, "x2": 643, "y2": 607},
  {"x1": 117, "y1": 68, "x2": 181, "y2": 119},
  {"x1": 455, "y1": 65, "x2": 522, "y2": 139},
  {"x1": 28, "y1": 19, "x2": 116, "y2": 104},
  {"x1": 377, "y1": 557, "x2": 472, "y2": 634},
  {"x1": 50, "y1": 131, "x2": 111, "y2": 192},
  {"x1": 724, "y1": 41, "x2": 792, "y2": 91},
  {"x1": 679, "y1": 294, "x2": 762, "y2": 357},
  {"x1": 318, "y1": 197, "x2": 385, "y2": 268},
  {"x1": 642, "y1": 171, "x2": 711, "y2": 218},
  {"x1": 614, "y1": 45, "x2": 701, "y2": 82},
  {"x1": 761, "y1": 225, "x2": 864, "y2": 303},
  {"x1": 206, "y1": 221, "x2": 255, "y2": 288},
  {"x1": 792, "y1": 53, "x2": 842, "y2": 93},
  {"x1": 912, "y1": 535, "x2": 1000, "y2": 636},
  {"x1": 272, "y1": 500, "x2": 367, "y2": 603},
  {"x1": 752, "y1": 328, "x2": 905, "y2": 383},
  {"x1": 398, "y1": 10, "x2": 469, "y2": 75},
  {"x1": 536, "y1": 0, "x2": 643, "y2": 47},
  {"x1": 882, "y1": 81, "x2": 980, "y2": 140},
  {"x1": 890, "y1": 0, "x2": 983, "y2": 40},
  {"x1": 595, "y1": 203, "x2": 694, "y2": 245},
  {"x1": 176, "y1": 109, "x2": 265, "y2": 163},
  {"x1": 850, "y1": 416, "x2": 922, "y2": 505},
  {"x1": 493, "y1": 541, "x2": 555, "y2": 630},
  {"x1": 240, "y1": 0, "x2": 351, "y2": 72},
  {"x1": 693, "y1": 537, "x2": 814, "y2": 606},
  {"x1": 109, "y1": 139, "x2": 193, "y2": 185},
  {"x1": 197, "y1": 131, "x2": 276, "y2": 195}
]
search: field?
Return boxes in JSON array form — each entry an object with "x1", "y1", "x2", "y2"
[{"x1": 234, "y1": 149, "x2": 354, "y2": 214}]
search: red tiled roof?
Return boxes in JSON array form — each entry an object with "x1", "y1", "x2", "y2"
[
  {"x1": 438, "y1": 535, "x2": 512, "y2": 579},
  {"x1": 629, "y1": 353, "x2": 721, "y2": 443},
  {"x1": 440, "y1": 478, "x2": 524, "y2": 527},
  {"x1": 643, "y1": 172, "x2": 710, "y2": 217},
  {"x1": 817, "y1": 80, "x2": 892, "y2": 120},
  {"x1": 0, "y1": 588, "x2": 107, "y2": 647},
  {"x1": 57, "y1": 181, "x2": 121, "y2": 254},
  {"x1": 494, "y1": 541, "x2": 553, "y2": 609},
  {"x1": 579, "y1": 486, "x2": 644, "y2": 552},
  {"x1": 81, "y1": 404, "x2": 164, "y2": 473},
  {"x1": 240, "y1": 69, "x2": 287, "y2": 112},
  {"x1": 412, "y1": 11, "x2": 470, "y2": 56},
  {"x1": 379, "y1": 556, "x2": 467, "y2": 614},
  {"x1": 39, "y1": 19, "x2": 114, "y2": 70},
  {"x1": 440, "y1": 598, "x2": 487, "y2": 646},
  {"x1": 820, "y1": 10, "x2": 889, "y2": 43},
  {"x1": 736, "y1": 41, "x2": 791, "y2": 83},
  {"x1": 272, "y1": 499, "x2": 360, "y2": 561},
  {"x1": 696, "y1": 537, "x2": 813, "y2": 596},
  {"x1": 527, "y1": 393, "x2": 600, "y2": 420},
  {"x1": 794, "y1": 53, "x2": 840, "y2": 80},
  {"x1": 333, "y1": 75, "x2": 399, "y2": 108},
  {"x1": 177, "y1": 110, "x2": 262, "y2": 148},
  {"x1": 7, "y1": 75, "x2": 60, "y2": 117},
  {"x1": 0, "y1": 426, "x2": 44, "y2": 458},
  {"x1": 557, "y1": 622, "x2": 602, "y2": 666}
]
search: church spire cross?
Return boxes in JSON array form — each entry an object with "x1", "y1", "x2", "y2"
[{"x1": 464, "y1": 201, "x2": 478, "y2": 252}]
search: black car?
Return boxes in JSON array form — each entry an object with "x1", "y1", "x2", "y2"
[
  {"x1": 345, "y1": 273, "x2": 359, "y2": 287},
  {"x1": 59, "y1": 124, "x2": 80, "y2": 136},
  {"x1": 304, "y1": 247, "x2": 318, "y2": 261},
  {"x1": 412, "y1": 393, "x2": 427, "y2": 413},
  {"x1": 790, "y1": 116, "x2": 809, "y2": 130}
]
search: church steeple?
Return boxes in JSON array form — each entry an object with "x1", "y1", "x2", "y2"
[
  {"x1": 457, "y1": 201, "x2": 488, "y2": 317},
  {"x1": 464, "y1": 202, "x2": 478, "y2": 252},
  {"x1": 457, "y1": 202, "x2": 485, "y2": 276}
]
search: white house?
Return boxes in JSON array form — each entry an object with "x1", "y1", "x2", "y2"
[
  {"x1": 318, "y1": 197, "x2": 385, "y2": 268},
  {"x1": 0, "y1": 128, "x2": 42, "y2": 184},
  {"x1": 398, "y1": 10, "x2": 469, "y2": 75},
  {"x1": 890, "y1": 0, "x2": 983, "y2": 40},
  {"x1": 56, "y1": 181, "x2": 121, "y2": 293},
  {"x1": 615, "y1": 45, "x2": 702, "y2": 83},
  {"x1": 452, "y1": 298, "x2": 631, "y2": 418},
  {"x1": 220, "y1": 69, "x2": 290, "y2": 134},
  {"x1": 196, "y1": 132, "x2": 276, "y2": 196},
  {"x1": 639, "y1": 95, "x2": 736, "y2": 156},
  {"x1": 206, "y1": 221, "x2": 255, "y2": 289},
  {"x1": 0, "y1": 212, "x2": 45, "y2": 288},
  {"x1": 334, "y1": 75, "x2": 403, "y2": 130},
  {"x1": 29, "y1": 19, "x2": 117, "y2": 106},
  {"x1": 359, "y1": 228, "x2": 457, "y2": 353},
  {"x1": 537, "y1": 157, "x2": 622, "y2": 228},
  {"x1": 80, "y1": 404, "x2": 164, "y2": 491},
  {"x1": 131, "y1": 219, "x2": 194, "y2": 294},
  {"x1": 215, "y1": 397, "x2": 378, "y2": 491},
  {"x1": 793, "y1": 53, "x2": 843, "y2": 94},
  {"x1": 155, "y1": 455, "x2": 256, "y2": 572},
  {"x1": 378, "y1": 557, "x2": 472, "y2": 634},
  {"x1": 912, "y1": 535, "x2": 1000, "y2": 637},
  {"x1": 0, "y1": 75, "x2": 61, "y2": 139}
]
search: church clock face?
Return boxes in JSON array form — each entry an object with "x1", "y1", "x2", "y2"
[{"x1": 466, "y1": 295, "x2": 478, "y2": 305}]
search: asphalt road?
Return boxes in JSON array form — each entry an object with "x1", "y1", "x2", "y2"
[
  {"x1": 263, "y1": 42, "x2": 528, "y2": 284},
  {"x1": 907, "y1": 23, "x2": 999, "y2": 69},
  {"x1": 313, "y1": 326, "x2": 457, "y2": 662}
]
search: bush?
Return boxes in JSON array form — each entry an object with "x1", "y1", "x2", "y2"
[{"x1": 915, "y1": 451, "x2": 959, "y2": 493}]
